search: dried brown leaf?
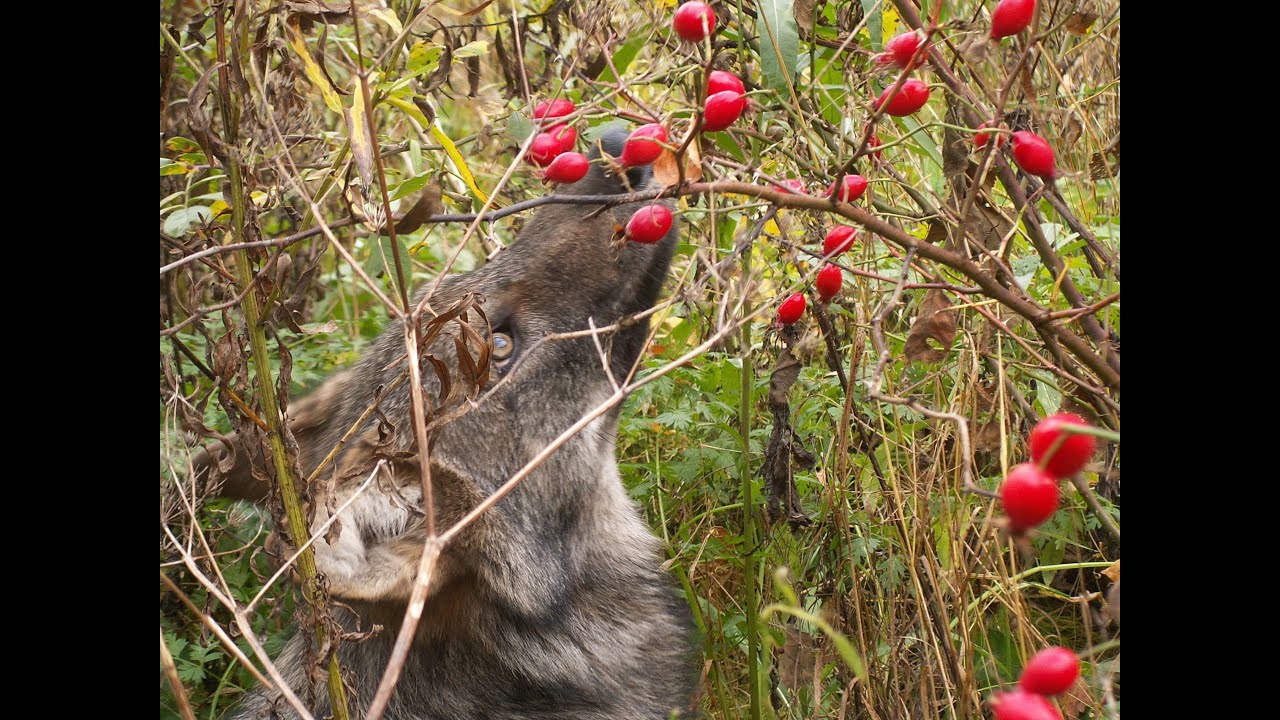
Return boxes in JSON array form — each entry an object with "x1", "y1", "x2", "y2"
[
  {"x1": 1101, "y1": 559, "x2": 1119, "y2": 584},
  {"x1": 394, "y1": 183, "x2": 444, "y2": 234},
  {"x1": 652, "y1": 141, "x2": 702, "y2": 188},
  {"x1": 967, "y1": 201, "x2": 1014, "y2": 254},
  {"x1": 777, "y1": 625, "x2": 836, "y2": 693},
  {"x1": 793, "y1": 0, "x2": 815, "y2": 31},
  {"x1": 904, "y1": 289, "x2": 957, "y2": 363},
  {"x1": 1065, "y1": 12, "x2": 1100, "y2": 35},
  {"x1": 973, "y1": 420, "x2": 1003, "y2": 453},
  {"x1": 1057, "y1": 674, "x2": 1096, "y2": 719}
]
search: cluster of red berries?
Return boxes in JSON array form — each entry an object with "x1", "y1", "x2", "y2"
[
  {"x1": 872, "y1": 29, "x2": 931, "y2": 117},
  {"x1": 990, "y1": 646, "x2": 1080, "y2": 720},
  {"x1": 999, "y1": 413, "x2": 1097, "y2": 534},
  {"x1": 527, "y1": 99, "x2": 590, "y2": 184},
  {"x1": 671, "y1": 4, "x2": 748, "y2": 131},
  {"x1": 618, "y1": 124, "x2": 674, "y2": 244},
  {"x1": 972, "y1": 1, "x2": 1058, "y2": 180}
]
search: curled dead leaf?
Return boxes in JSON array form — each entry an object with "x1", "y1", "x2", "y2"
[
  {"x1": 904, "y1": 289, "x2": 957, "y2": 363},
  {"x1": 652, "y1": 139, "x2": 702, "y2": 188}
]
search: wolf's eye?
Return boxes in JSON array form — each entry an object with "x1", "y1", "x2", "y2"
[{"x1": 492, "y1": 331, "x2": 515, "y2": 362}]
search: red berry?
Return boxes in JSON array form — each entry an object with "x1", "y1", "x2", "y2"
[
  {"x1": 816, "y1": 265, "x2": 843, "y2": 302},
  {"x1": 879, "y1": 30, "x2": 926, "y2": 69},
  {"x1": 1019, "y1": 647, "x2": 1080, "y2": 696},
  {"x1": 874, "y1": 78, "x2": 931, "y2": 116},
  {"x1": 543, "y1": 151, "x2": 590, "y2": 184},
  {"x1": 547, "y1": 123, "x2": 577, "y2": 153},
  {"x1": 866, "y1": 133, "x2": 884, "y2": 161},
  {"x1": 533, "y1": 98, "x2": 575, "y2": 121},
  {"x1": 625, "y1": 204, "x2": 674, "y2": 244},
  {"x1": 1028, "y1": 412, "x2": 1096, "y2": 478},
  {"x1": 673, "y1": 1, "x2": 716, "y2": 43},
  {"x1": 990, "y1": 690, "x2": 1061, "y2": 720},
  {"x1": 974, "y1": 121, "x2": 1007, "y2": 150},
  {"x1": 1012, "y1": 131, "x2": 1056, "y2": 180},
  {"x1": 620, "y1": 123, "x2": 669, "y2": 166},
  {"x1": 829, "y1": 174, "x2": 868, "y2": 203},
  {"x1": 527, "y1": 132, "x2": 563, "y2": 167},
  {"x1": 999, "y1": 463, "x2": 1059, "y2": 533},
  {"x1": 702, "y1": 91, "x2": 746, "y2": 132},
  {"x1": 823, "y1": 226, "x2": 857, "y2": 257},
  {"x1": 707, "y1": 70, "x2": 745, "y2": 97},
  {"x1": 991, "y1": 0, "x2": 1037, "y2": 39},
  {"x1": 775, "y1": 178, "x2": 807, "y2": 194},
  {"x1": 777, "y1": 293, "x2": 806, "y2": 325}
]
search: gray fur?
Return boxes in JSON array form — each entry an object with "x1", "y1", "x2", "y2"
[{"x1": 200, "y1": 127, "x2": 696, "y2": 719}]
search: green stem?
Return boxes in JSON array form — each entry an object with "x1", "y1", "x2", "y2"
[{"x1": 214, "y1": 5, "x2": 349, "y2": 718}]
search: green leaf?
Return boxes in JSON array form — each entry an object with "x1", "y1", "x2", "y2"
[
  {"x1": 159, "y1": 159, "x2": 187, "y2": 176},
  {"x1": 757, "y1": 0, "x2": 799, "y2": 97},
  {"x1": 163, "y1": 206, "x2": 211, "y2": 236},
  {"x1": 390, "y1": 173, "x2": 432, "y2": 201},
  {"x1": 598, "y1": 35, "x2": 647, "y2": 84},
  {"x1": 1035, "y1": 379, "x2": 1062, "y2": 416},
  {"x1": 408, "y1": 42, "x2": 444, "y2": 78},
  {"x1": 453, "y1": 40, "x2": 490, "y2": 59},
  {"x1": 507, "y1": 111, "x2": 533, "y2": 144},
  {"x1": 861, "y1": 0, "x2": 883, "y2": 51},
  {"x1": 1011, "y1": 254, "x2": 1040, "y2": 290}
]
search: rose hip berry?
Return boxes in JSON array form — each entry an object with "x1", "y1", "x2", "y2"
[
  {"x1": 816, "y1": 265, "x2": 843, "y2": 302},
  {"x1": 866, "y1": 133, "x2": 884, "y2": 161},
  {"x1": 874, "y1": 78, "x2": 931, "y2": 116},
  {"x1": 878, "y1": 30, "x2": 926, "y2": 69},
  {"x1": 673, "y1": 1, "x2": 716, "y2": 43},
  {"x1": 1019, "y1": 647, "x2": 1080, "y2": 696},
  {"x1": 543, "y1": 152, "x2": 589, "y2": 184},
  {"x1": 1012, "y1": 131, "x2": 1057, "y2": 180},
  {"x1": 991, "y1": 0, "x2": 1037, "y2": 40},
  {"x1": 548, "y1": 124, "x2": 577, "y2": 153},
  {"x1": 625, "y1": 204, "x2": 674, "y2": 244},
  {"x1": 707, "y1": 70, "x2": 745, "y2": 97},
  {"x1": 823, "y1": 226, "x2": 857, "y2": 257},
  {"x1": 527, "y1": 132, "x2": 564, "y2": 166},
  {"x1": 777, "y1": 293, "x2": 806, "y2": 325},
  {"x1": 999, "y1": 463, "x2": 1059, "y2": 533},
  {"x1": 974, "y1": 122, "x2": 1007, "y2": 150},
  {"x1": 702, "y1": 90, "x2": 746, "y2": 132},
  {"x1": 775, "y1": 178, "x2": 807, "y2": 194},
  {"x1": 990, "y1": 690, "x2": 1061, "y2": 720},
  {"x1": 830, "y1": 174, "x2": 868, "y2": 203},
  {"x1": 1029, "y1": 412, "x2": 1096, "y2": 478},
  {"x1": 620, "y1": 123, "x2": 669, "y2": 166},
  {"x1": 533, "y1": 98, "x2": 575, "y2": 121}
]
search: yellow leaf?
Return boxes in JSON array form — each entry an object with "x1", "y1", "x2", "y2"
[
  {"x1": 344, "y1": 77, "x2": 376, "y2": 187},
  {"x1": 881, "y1": 7, "x2": 900, "y2": 45},
  {"x1": 385, "y1": 96, "x2": 430, "y2": 126},
  {"x1": 367, "y1": 8, "x2": 403, "y2": 35},
  {"x1": 429, "y1": 123, "x2": 490, "y2": 206},
  {"x1": 286, "y1": 19, "x2": 342, "y2": 114},
  {"x1": 453, "y1": 40, "x2": 489, "y2": 59}
]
